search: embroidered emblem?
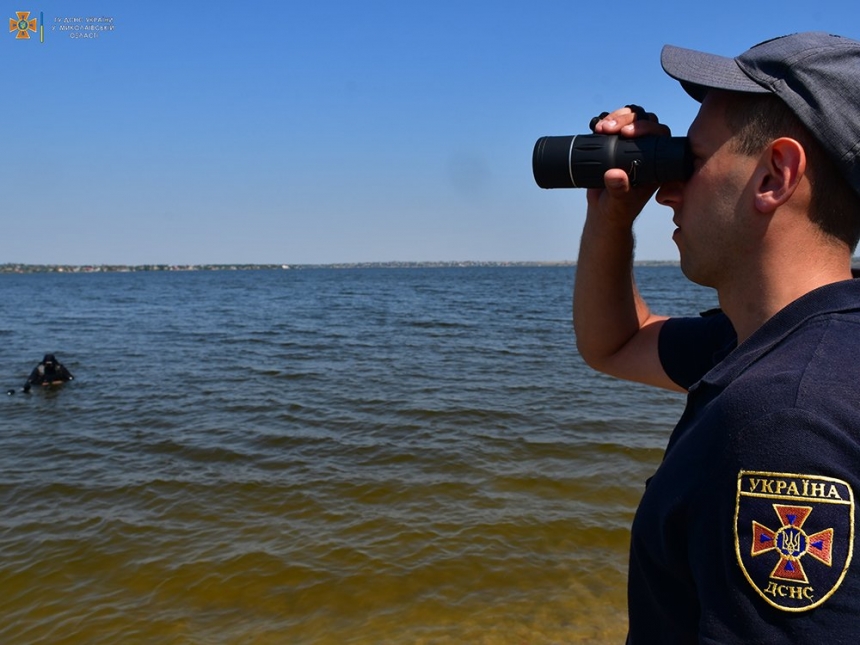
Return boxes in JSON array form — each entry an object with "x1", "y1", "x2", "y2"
[{"x1": 735, "y1": 471, "x2": 854, "y2": 611}]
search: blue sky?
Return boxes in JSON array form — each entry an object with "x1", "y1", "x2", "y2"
[{"x1": 3, "y1": 1, "x2": 859, "y2": 265}]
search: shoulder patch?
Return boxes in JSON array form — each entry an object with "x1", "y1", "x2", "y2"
[{"x1": 735, "y1": 471, "x2": 854, "y2": 611}]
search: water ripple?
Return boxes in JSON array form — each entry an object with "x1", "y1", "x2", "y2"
[{"x1": 0, "y1": 266, "x2": 716, "y2": 643}]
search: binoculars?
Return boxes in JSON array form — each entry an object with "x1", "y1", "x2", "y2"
[{"x1": 532, "y1": 134, "x2": 692, "y2": 189}]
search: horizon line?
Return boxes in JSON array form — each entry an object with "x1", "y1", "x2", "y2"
[{"x1": 0, "y1": 260, "x2": 686, "y2": 273}]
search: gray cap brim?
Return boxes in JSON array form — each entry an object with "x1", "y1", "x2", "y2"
[
  {"x1": 661, "y1": 44, "x2": 770, "y2": 102},
  {"x1": 659, "y1": 33, "x2": 860, "y2": 201}
]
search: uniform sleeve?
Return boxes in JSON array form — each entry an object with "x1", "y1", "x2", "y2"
[
  {"x1": 658, "y1": 309, "x2": 736, "y2": 389},
  {"x1": 695, "y1": 408, "x2": 860, "y2": 642}
]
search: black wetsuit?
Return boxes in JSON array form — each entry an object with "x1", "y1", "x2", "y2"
[{"x1": 25, "y1": 354, "x2": 74, "y2": 389}]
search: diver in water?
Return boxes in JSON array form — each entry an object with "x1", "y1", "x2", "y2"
[{"x1": 21, "y1": 354, "x2": 74, "y2": 393}]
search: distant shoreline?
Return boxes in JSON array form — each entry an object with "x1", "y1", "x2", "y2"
[{"x1": 0, "y1": 260, "x2": 682, "y2": 274}]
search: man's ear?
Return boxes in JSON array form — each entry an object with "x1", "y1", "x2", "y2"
[{"x1": 753, "y1": 137, "x2": 807, "y2": 213}]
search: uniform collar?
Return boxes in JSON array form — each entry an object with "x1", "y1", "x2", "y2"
[{"x1": 696, "y1": 279, "x2": 860, "y2": 389}]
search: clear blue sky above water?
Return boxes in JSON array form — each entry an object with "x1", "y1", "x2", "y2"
[{"x1": 3, "y1": 1, "x2": 858, "y2": 265}]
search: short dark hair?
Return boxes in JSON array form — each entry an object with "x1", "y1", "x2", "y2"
[{"x1": 723, "y1": 92, "x2": 860, "y2": 250}]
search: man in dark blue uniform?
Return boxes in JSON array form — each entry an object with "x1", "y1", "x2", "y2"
[{"x1": 573, "y1": 33, "x2": 860, "y2": 641}]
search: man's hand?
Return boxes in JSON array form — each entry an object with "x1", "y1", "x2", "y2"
[{"x1": 586, "y1": 106, "x2": 672, "y2": 227}]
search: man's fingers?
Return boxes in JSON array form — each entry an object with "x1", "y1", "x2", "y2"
[
  {"x1": 592, "y1": 105, "x2": 670, "y2": 137},
  {"x1": 603, "y1": 168, "x2": 630, "y2": 192}
]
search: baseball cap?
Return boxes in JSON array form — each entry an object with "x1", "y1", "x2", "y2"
[{"x1": 660, "y1": 32, "x2": 860, "y2": 197}]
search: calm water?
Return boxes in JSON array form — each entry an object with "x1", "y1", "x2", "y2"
[{"x1": 0, "y1": 266, "x2": 717, "y2": 644}]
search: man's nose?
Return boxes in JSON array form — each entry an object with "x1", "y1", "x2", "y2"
[{"x1": 656, "y1": 180, "x2": 683, "y2": 207}]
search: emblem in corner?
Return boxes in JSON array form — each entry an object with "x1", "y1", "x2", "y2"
[{"x1": 735, "y1": 471, "x2": 854, "y2": 611}]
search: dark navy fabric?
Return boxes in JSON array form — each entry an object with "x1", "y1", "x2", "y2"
[
  {"x1": 659, "y1": 309, "x2": 737, "y2": 390},
  {"x1": 630, "y1": 279, "x2": 860, "y2": 643}
]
